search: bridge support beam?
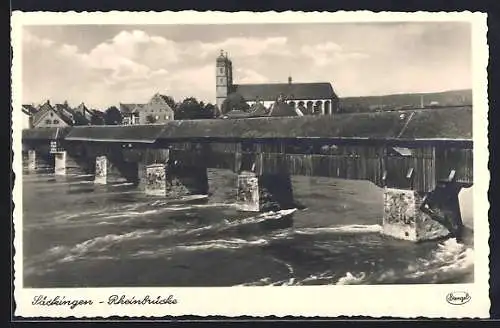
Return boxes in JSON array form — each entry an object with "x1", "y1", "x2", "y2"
[
  {"x1": 382, "y1": 183, "x2": 464, "y2": 242},
  {"x1": 27, "y1": 150, "x2": 36, "y2": 173},
  {"x1": 94, "y1": 155, "x2": 108, "y2": 185},
  {"x1": 53, "y1": 151, "x2": 66, "y2": 176},
  {"x1": 236, "y1": 171, "x2": 295, "y2": 212},
  {"x1": 141, "y1": 162, "x2": 209, "y2": 197}
]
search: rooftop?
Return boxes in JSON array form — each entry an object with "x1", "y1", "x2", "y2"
[{"x1": 232, "y1": 82, "x2": 337, "y2": 102}]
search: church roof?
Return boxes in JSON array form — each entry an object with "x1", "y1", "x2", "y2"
[{"x1": 232, "y1": 82, "x2": 337, "y2": 101}]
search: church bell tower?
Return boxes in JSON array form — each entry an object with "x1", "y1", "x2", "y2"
[{"x1": 216, "y1": 50, "x2": 232, "y2": 110}]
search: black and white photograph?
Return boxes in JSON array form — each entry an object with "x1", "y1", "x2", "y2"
[{"x1": 12, "y1": 11, "x2": 490, "y2": 318}]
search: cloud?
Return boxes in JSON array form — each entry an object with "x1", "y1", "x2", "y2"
[
  {"x1": 235, "y1": 68, "x2": 269, "y2": 84},
  {"x1": 301, "y1": 42, "x2": 369, "y2": 67},
  {"x1": 21, "y1": 25, "x2": 471, "y2": 107},
  {"x1": 23, "y1": 31, "x2": 54, "y2": 48},
  {"x1": 22, "y1": 29, "x2": 291, "y2": 107},
  {"x1": 199, "y1": 36, "x2": 291, "y2": 57}
]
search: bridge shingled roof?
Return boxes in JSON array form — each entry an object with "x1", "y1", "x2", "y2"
[
  {"x1": 22, "y1": 127, "x2": 72, "y2": 140},
  {"x1": 158, "y1": 107, "x2": 472, "y2": 140},
  {"x1": 64, "y1": 124, "x2": 166, "y2": 143},
  {"x1": 22, "y1": 107, "x2": 472, "y2": 144}
]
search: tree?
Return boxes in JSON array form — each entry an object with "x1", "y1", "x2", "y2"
[
  {"x1": 221, "y1": 93, "x2": 249, "y2": 114},
  {"x1": 204, "y1": 103, "x2": 217, "y2": 118},
  {"x1": 90, "y1": 110, "x2": 105, "y2": 125},
  {"x1": 162, "y1": 95, "x2": 177, "y2": 110},
  {"x1": 174, "y1": 97, "x2": 215, "y2": 120},
  {"x1": 104, "y1": 106, "x2": 122, "y2": 125},
  {"x1": 73, "y1": 111, "x2": 90, "y2": 125}
]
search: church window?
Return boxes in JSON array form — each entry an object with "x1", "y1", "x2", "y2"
[
  {"x1": 53, "y1": 119, "x2": 59, "y2": 124},
  {"x1": 50, "y1": 112, "x2": 54, "y2": 117},
  {"x1": 45, "y1": 119, "x2": 51, "y2": 124},
  {"x1": 219, "y1": 68, "x2": 224, "y2": 74}
]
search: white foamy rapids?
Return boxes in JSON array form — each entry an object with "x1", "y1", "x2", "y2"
[
  {"x1": 336, "y1": 272, "x2": 367, "y2": 285},
  {"x1": 57, "y1": 180, "x2": 95, "y2": 186},
  {"x1": 295, "y1": 224, "x2": 382, "y2": 235},
  {"x1": 168, "y1": 202, "x2": 234, "y2": 211},
  {"x1": 102, "y1": 209, "x2": 168, "y2": 220},
  {"x1": 235, "y1": 269, "x2": 364, "y2": 287},
  {"x1": 111, "y1": 182, "x2": 134, "y2": 187},
  {"x1": 182, "y1": 209, "x2": 297, "y2": 236},
  {"x1": 42, "y1": 208, "x2": 119, "y2": 225},
  {"x1": 99, "y1": 202, "x2": 231, "y2": 222},
  {"x1": 235, "y1": 277, "x2": 274, "y2": 286},
  {"x1": 72, "y1": 174, "x2": 94, "y2": 178},
  {"x1": 375, "y1": 238, "x2": 474, "y2": 283},
  {"x1": 128, "y1": 236, "x2": 270, "y2": 259},
  {"x1": 407, "y1": 238, "x2": 474, "y2": 280},
  {"x1": 224, "y1": 209, "x2": 297, "y2": 227},
  {"x1": 300, "y1": 271, "x2": 337, "y2": 283},
  {"x1": 272, "y1": 257, "x2": 295, "y2": 275},
  {"x1": 50, "y1": 229, "x2": 158, "y2": 263},
  {"x1": 236, "y1": 277, "x2": 298, "y2": 286},
  {"x1": 176, "y1": 237, "x2": 269, "y2": 252}
]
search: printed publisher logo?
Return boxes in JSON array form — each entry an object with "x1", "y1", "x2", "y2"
[{"x1": 446, "y1": 291, "x2": 471, "y2": 305}]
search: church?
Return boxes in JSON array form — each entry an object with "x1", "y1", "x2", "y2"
[{"x1": 215, "y1": 50, "x2": 339, "y2": 116}]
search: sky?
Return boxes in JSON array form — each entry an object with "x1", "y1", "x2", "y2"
[{"x1": 21, "y1": 22, "x2": 472, "y2": 109}]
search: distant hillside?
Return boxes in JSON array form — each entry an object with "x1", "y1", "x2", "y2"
[{"x1": 339, "y1": 89, "x2": 472, "y2": 113}]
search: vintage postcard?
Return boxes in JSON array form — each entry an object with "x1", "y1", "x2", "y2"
[{"x1": 11, "y1": 11, "x2": 490, "y2": 318}]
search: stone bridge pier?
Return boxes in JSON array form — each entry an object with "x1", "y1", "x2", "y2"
[
  {"x1": 235, "y1": 144, "x2": 295, "y2": 212},
  {"x1": 381, "y1": 180, "x2": 467, "y2": 242},
  {"x1": 137, "y1": 148, "x2": 209, "y2": 198},
  {"x1": 36, "y1": 142, "x2": 143, "y2": 184},
  {"x1": 236, "y1": 171, "x2": 295, "y2": 212},
  {"x1": 24, "y1": 141, "x2": 69, "y2": 175}
]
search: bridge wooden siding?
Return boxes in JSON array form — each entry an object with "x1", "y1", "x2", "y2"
[
  {"x1": 165, "y1": 144, "x2": 472, "y2": 192},
  {"x1": 21, "y1": 107, "x2": 473, "y2": 192}
]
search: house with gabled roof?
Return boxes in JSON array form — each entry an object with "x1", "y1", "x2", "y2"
[
  {"x1": 31, "y1": 101, "x2": 70, "y2": 128},
  {"x1": 119, "y1": 93, "x2": 175, "y2": 125},
  {"x1": 74, "y1": 102, "x2": 94, "y2": 123},
  {"x1": 53, "y1": 103, "x2": 76, "y2": 125},
  {"x1": 119, "y1": 103, "x2": 143, "y2": 125},
  {"x1": 21, "y1": 104, "x2": 38, "y2": 129}
]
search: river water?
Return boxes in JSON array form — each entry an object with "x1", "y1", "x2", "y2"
[{"x1": 22, "y1": 163, "x2": 474, "y2": 288}]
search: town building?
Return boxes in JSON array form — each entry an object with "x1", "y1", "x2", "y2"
[
  {"x1": 216, "y1": 50, "x2": 339, "y2": 116},
  {"x1": 120, "y1": 93, "x2": 175, "y2": 125},
  {"x1": 74, "y1": 102, "x2": 94, "y2": 123},
  {"x1": 21, "y1": 104, "x2": 38, "y2": 129},
  {"x1": 31, "y1": 101, "x2": 71, "y2": 128}
]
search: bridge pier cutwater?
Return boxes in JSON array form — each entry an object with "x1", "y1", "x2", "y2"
[{"x1": 21, "y1": 108, "x2": 473, "y2": 242}]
